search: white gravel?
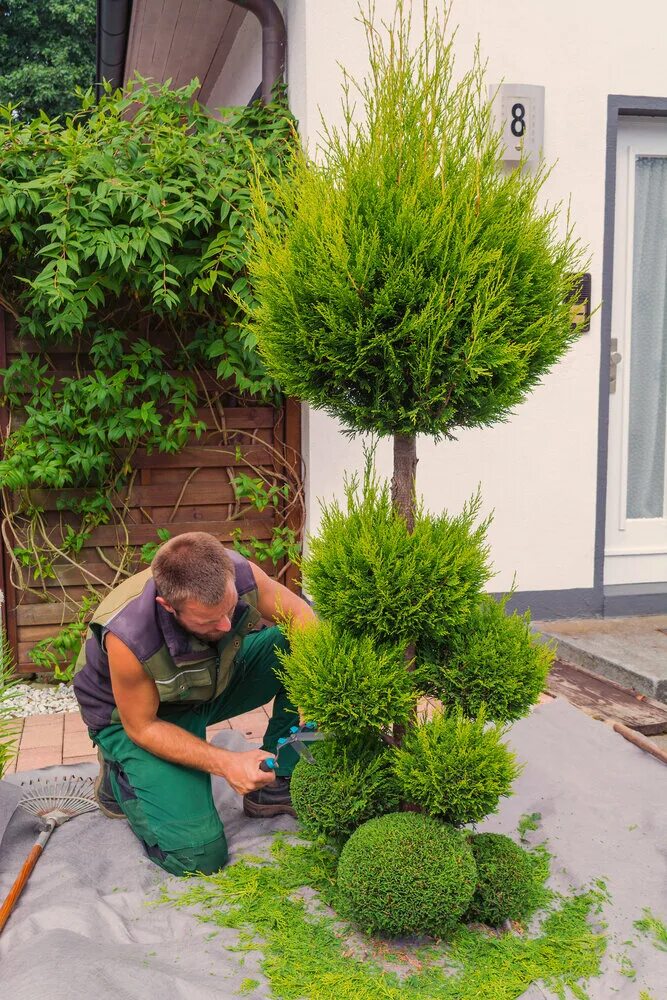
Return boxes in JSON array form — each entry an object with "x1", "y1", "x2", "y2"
[{"x1": 3, "y1": 682, "x2": 79, "y2": 719}]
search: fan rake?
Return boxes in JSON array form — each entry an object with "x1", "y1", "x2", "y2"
[{"x1": 0, "y1": 774, "x2": 97, "y2": 934}]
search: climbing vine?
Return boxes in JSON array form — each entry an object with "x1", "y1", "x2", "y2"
[{"x1": 0, "y1": 78, "x2": 303, "y2": 679}]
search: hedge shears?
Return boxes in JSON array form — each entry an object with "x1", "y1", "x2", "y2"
[{"x1": 259, "y1": 722, "x2": 326, "y2": 771}]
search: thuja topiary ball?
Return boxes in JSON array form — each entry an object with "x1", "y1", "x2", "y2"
[
  {"x1": 290, "y1": 739, "x2": 399, "y2": 844},
  {"x1": 337, "y1": 812, "x2": 477, "y2": 938},
  {"x1": 464, "y1": 832, "x2": 542, "y2": 927}
]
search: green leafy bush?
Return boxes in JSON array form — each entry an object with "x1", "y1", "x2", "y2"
[
  {"x1": 0, "y1": 78, "x2": 300, "y2": 674},
  {"x1": 0, "y1": 627, "x2": 19, "y2": 779},
  {"x1": 290, "y1": 737, "x2": 399, "y2": 843},
  {"x1": 337, "y1": 812, "x2": 477, "y2": 937},
  {"x1": 465, "y1": 832, "x2": 548, "y2": 927},
  {"x1": 246, "y1": 5, "x2": 586, "y2": 440},
  {"x1": 0, "y1": 78, "x2": 295, "y2": 362},
  {"x1": 302, "y1": 468, "x2": 491, "y2": 650},
  {"x1": 277, "y1": 620, "x2": 414, "y2": 739},
  {"x1": 392, "y1": 708, "x2": 520, "y2": 825},
  {"x1": 421, "y1": 595, "x2": 553, "y2": 722}
]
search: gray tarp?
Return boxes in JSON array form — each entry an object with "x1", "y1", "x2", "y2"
[{"x1": 0, "y1": 699, "x2": 666, "y2": 999}]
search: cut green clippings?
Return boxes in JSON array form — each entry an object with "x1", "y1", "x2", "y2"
[
  {"x1": 616, "y1": 951, "x2": 636, "y2": 980},
  {"x1": 634, "y1": 909, "x2": 667, "y2": 952},
  {"x1": 160, "y1": 834, "x2": 607, "y2": 1000},
  {"x1": 517, "y1": 811, "x2": 542, "y2": 842}
]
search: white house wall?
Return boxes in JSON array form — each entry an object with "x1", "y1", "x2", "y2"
[{"x1": 282, "y1": 0, "x2": 667, "y2": 601}]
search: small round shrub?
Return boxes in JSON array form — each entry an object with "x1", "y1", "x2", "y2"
[
  {"x1": 464, "y1": 833, "x2": 545, "y2": 927},
  {"x1": 276, "y1": 619, "x2": 415, "y2": 738},
  {"x1": 336, "y1": 812, "x2": 477, "y2": 938},
  {"x1": 290, "y1": 738, "x2": 399, "y2": 843},
  {"x1": 391, "y1": 708, "x2": 520, "y2": 825},
  {"x1": 424, "y1": 595, "x2": 553, "y2": 722}
]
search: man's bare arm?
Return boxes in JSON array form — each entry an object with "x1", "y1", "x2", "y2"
[
  {"x1": 250, "y1": 562, "x2": 317, "y2": 628},
  {"x1": 105, "y1": 633, "x2": 275, "y2": 795}
]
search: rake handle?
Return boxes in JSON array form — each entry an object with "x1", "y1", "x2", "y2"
[{"x1": 0, "y1": 822, "x2": 54, "y2": 935}]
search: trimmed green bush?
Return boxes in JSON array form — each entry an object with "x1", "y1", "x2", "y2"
[
  {"x1": 277, "y1": 620, "x2": 414, "y2": 739},
  {"x1": 465, "y1": 832, "x2": 547, "y2": 927},
  {"x1": 422, "y1": 595, "x2": 554, "y2": 722},
  {"x1": 337, "y1": 812, "x2": 477, "y2": 938},
  {"x1": 246, "y1": 6, "x2": 585, "y2": 440},
  {"x1": 392, "y1": 709, "x2": 520, "y2": 825},
  {"x1": 302, "y1": 469, "x2": 491, "y2": 650},
  {"x1": 290, "y1": 738, "x2": 399, "y2": 843}
]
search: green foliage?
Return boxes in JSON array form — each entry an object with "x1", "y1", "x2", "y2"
[
  {"x1": 163, "y1": 833, "x2": 608, "y2": 1000},
  {"x1": 337, "y1": 812, "x2": 477, "y2": 938},
  {"x1": 392, "y1": 708, "x2": 520, "y2": 825},
  {"x1": 634, "y1": 909, "x2": 667, "y2": 952},
  {"x1": 0, "y1": 0, "x2": 95, "y2": 121},
  {"x1": 0, "y1": 335, "x2": 205, "y2": 490},
  {"x1": 0, "y1": 78, "x2": 295, "y2": 381},
  {"x1": 232, "y1": 473, "x2": 290, "y2": 512},
  {"x1": 302, "y1": 467, "x2": 491, "y2": 651},
  {"x1": 232, "y1": 525, "x2": 300, "y2": 570},
  {"x1": 277, "y1": 620, "x2": 414, "y2": 739},
  {"x1": 141, "y1": 528, "x2": 172, "y2": 566},
  {"x1": 421, "y1": 595, "x2": 553, "y2": 722},
  {"x1": 0, "y1": 78, "x2": 301, "y2": 672},
  {"x1": 517, "y1": 811, "x2": 542, "y2": 842},
  {"x1": 0, "y1": 625, "x2": 19, "y2": 777},
  {"x1": 290, "y1": 737, "x2": 399, "y2": 843},
  {"x1": 246, "y1": 2, "x2": 586, "y2": 439},
  {"x1": 28, "y1": 592, "x2": 98, "y2": 681},
  {"x1": 464, "y1": 833, "x2": 549, "y2": 928}
]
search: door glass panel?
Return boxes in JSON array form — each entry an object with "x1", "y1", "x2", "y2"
[{"x1": 627, "y1": 155, "x2": 667, "y2": 518}]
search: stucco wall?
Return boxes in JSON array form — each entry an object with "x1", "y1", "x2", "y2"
[{"x1": 284, "y1": 0, "x2": 667, "y2": 597}]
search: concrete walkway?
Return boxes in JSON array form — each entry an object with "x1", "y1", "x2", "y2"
[{"x1": 534, "y1": 614, "x2": 667, "y2": 703}]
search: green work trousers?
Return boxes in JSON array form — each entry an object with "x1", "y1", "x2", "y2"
[{"x1": 92, "y1": 626, "x2": 299, "y2": 877}]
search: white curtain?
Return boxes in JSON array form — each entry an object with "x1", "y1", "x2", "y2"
[{"x1": 627, "y1": 155, "x2": 667, "y2": 519}]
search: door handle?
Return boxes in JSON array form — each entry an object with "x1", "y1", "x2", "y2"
[{"x1": 610, "y1": 338, "x2": 623, "y2": 393}]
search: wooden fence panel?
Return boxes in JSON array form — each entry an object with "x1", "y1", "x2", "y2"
[{"x1": 0, "y1": 312, "x2": 302, "y2": 677}]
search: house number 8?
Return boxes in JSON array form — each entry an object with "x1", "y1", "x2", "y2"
[{"x1": 510, "y1": 102, "x2": 526, "y2": 137}]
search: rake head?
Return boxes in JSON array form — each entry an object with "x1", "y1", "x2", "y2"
[{"x1": 19, "y1": 775, "x2": 97, "y2": 827}]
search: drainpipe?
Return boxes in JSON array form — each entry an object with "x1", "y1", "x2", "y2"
[
  {"x1": 227, "y1": 0, "x2": 286, "y2": 104},
  {"x1": 96, "y1": 0, "x2": 133, "y2": 97}
]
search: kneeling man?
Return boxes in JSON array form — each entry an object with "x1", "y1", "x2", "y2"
[{"x1": 73, "y1": 531, "x2": 315, "y2": 876}]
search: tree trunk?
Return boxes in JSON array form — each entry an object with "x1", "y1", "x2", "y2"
[
  {"x1": 391, "y1": 433, "x2": 418, "y2": 532},
  {"x1": 391, "y1": 432, "x2": 418, "y2": 757}
]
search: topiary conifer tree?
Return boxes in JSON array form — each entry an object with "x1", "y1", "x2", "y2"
[{"x1": 246, "y1": 1, "x2": 582, "y2": 932}]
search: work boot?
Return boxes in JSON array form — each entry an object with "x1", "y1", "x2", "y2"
[
  {"x1": 94, "y1": 749, "x2": 126, "y2": 820},
  {"x1": 243, "y1": 776, "x2": 296, "y2": 819}
]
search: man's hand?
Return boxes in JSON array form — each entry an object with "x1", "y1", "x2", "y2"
[
  {"x1": 218, "y1": 749, "x2": 278, "y2": 796},
  {"x1": 106, "y1": 634, "x2": 278, "y2": 791}
]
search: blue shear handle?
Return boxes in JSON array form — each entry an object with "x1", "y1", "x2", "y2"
[{"x1": 259, "y1": 757, "x2": 277, "y2": 772}]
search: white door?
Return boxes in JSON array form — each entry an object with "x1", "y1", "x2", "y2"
[{"x1": 605, "y1": 119, "x2": 667, "y2": 587}]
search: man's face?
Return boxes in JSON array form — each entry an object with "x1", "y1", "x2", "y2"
[{"x1": 161, "y1": 580, "x2": 239, "y2": 642}]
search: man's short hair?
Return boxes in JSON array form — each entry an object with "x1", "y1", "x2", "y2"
[{"x1": 152, "y1": 532, "x2": 235, "y2": 608}]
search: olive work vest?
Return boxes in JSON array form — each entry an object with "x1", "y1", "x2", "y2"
[{"x1": 72, "y1": 550, "x2": 261, "y2": 732}]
